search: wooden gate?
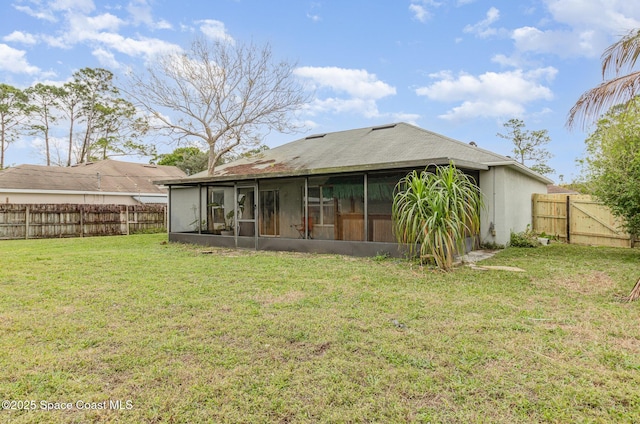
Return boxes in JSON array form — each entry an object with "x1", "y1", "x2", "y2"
[{"x1": 532, "y1": 194, "x2": 633, "y2": 248}]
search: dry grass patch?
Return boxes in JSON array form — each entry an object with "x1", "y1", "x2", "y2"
[
  {"x1": 255, "y1": 290, "x2": 307, "y2": 306},
  {"x1": 554, "y1": 270, "x2": 618, "y2": 296}
]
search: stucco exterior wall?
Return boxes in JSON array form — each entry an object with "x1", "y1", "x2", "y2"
[{"x1": 480, "y1": 166, "x2": 548, "y2": 246}]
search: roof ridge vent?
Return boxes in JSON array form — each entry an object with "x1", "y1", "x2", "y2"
[
  {"x1": 371, "y1": 124, "x2": 397, "y2": 131},
  {"x1": 305, "y1": 133, "x2": 326, "y2": 140}
]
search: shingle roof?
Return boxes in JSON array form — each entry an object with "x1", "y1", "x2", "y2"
[
  {"x1": 547, "y1": 184, "x2": 579, "y2": 194},
  {"x1": 0, "y1": 159, "x2": 186, "y2": 193},
  {"x1": 161, "y1": 122, "x2": 551, "y2": 184}
]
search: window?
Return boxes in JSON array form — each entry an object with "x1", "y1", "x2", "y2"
[
  {"x1": 259, "y1": 190, "x2": 279, "y2": 236},
  {"x1": 308, "y1": 186, "x2": 334, "y2": 226},
  {"x1": 367, "y1": 173, "x2": 401, "y2": 242},
  {"x1": 307, "y1": 175, "x2": 364, "y2": 241},
  {"x1": 210, "y1": 190, "x2": 226, "y2": 228}
]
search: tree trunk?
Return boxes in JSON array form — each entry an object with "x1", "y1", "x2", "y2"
[
  {"x1": 67, "y1": 117, "x2": 74, "y2": 166},
  {"x1": 207, "y1": 148, "x2": 216, "y2": 175}
]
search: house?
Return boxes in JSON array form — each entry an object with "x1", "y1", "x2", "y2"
[
  {"x1": 0, "y1": 159, "x2": 186, "y2": 205},
  {"x1": 158, "y1": 122, "x2": 552, "y2": 256}
]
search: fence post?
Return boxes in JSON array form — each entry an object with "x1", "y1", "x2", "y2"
[
  {"x1": 80, "y1": 205, "x2": 84, "y2": 238},
  {"x1": 566, "y1": 195, "x2": 571, "y2": 244},
  {"x1": 25, "y1": 205, "x2": 30, "y2": 240},
  {"x1": 164, "y1": 205, "x2": 167, "y2": 232}
]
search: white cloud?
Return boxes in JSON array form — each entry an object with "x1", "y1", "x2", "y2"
[
  {"x1": 512, "y1": 0, "x2": 640, "y2": 58},
  {"x1": 294, "y1": 66, "x2": 397, "y2": 119},
  {"x1": 463, "y1": 7, "x2": 500, "y2": 38},
  {"x1": 73, "y1": 12, "x2": 123, "y2": 33},
  {"x1": 92, "y1": 33, "x2": 181, "y2": 60},
  {"x1": 544, "y1": 0, "x2": 640, "y2": 33},
  {"x1": 127, "y1": 0, "x2": 154, "y2": 26},
  {"x1": 306, "y1": 2, "x2": 322, "y2": 22},
  {"x1": 0, "y1": 44, "x2": 40, "y2": 74},
  {"x1": 415, "y1": 68, "x2": 557, "y2": 121},
  {"x1": 409, "y1": 4, "x2": 431, "y2": 22},
  {"x1": 197, "y1": 19, "x2": 234, "y2": 43},
  {"x1": 126, "y1": 0, "x2": 173, "y2": 30},
  {"x1": 92, "y1": 47, "x2": 120, "y2": 69},
  {"x1": 13, "y1": 0, "x2": 179, "y2": 64},
  {"x1": 390, "y1": 112, "x2": 421, "y2": 125},
  {"x1": 409, "y1": 0, "x2": 443, "y2": 22},
  {"x1": 40, "y1": 34, "x2": 70, "y2": 49},
  {"x1": 3, "y1": 31, "x2": 38, "y2": 45},
  {"x1": 512, "y1": 26, "x2": 604, "y2": 58},
  {"x1": 154, "y1": 20, "x2": 173, "y2": 30},
  {"x1": 14, "y1": 0, "x2": 95, "y2": 22},
  {"x1": 13, "y1": 5, "x2": 57, "y2": 22},
  {"x1": 36, "y1": 6, "x2": 181, "y2": 60},
  {"x1": 295, "y1": 66, "x2": 396, "y2": 99},
  {"x1": 50, "y1": 0, "x2": 96, "y2": 14},
  {"x1": 491, "y1": 54, "x2": 522, "y2": 68}
]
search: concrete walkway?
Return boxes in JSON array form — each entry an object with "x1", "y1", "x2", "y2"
[{"x1": 457, "y1": 249, "x2": 526, "y2": 272}]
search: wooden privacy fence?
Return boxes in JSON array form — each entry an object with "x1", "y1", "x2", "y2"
[
  {"x1": 0, "y1": 204, "x2": 167, "y2": 240},
  {"x1": 532, "y1": 194, "x2": 634, "y2": 248}
]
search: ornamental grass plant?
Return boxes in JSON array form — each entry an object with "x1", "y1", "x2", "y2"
[{"x1": 392, "y1": 164, "x2": 484, "y2": 270}]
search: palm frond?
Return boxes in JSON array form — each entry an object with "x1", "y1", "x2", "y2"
[
  {"x1": 566, "y1": 71, "x2": 640, "y2": 131},
  {"x1": 601, "y1": 29, "x2": 640, "y2": 79}
]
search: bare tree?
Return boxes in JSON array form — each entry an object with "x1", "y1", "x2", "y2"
[
  {"x1": 567, "y1": 28, "x2": 640, "y2": 130},
  {"x1": 124, "y1": 37, "x2": 310, "y2": 175}
]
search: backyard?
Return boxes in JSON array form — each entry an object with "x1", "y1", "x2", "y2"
[{"x1": 0, "y1": 234, "x2": 639, "y2": 423}]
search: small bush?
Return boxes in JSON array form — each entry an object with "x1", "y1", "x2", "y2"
[
  {"x1": 132, "y1": 227, "x2": 167, "y2": 235},
  {"x1": 480, "y1": 241, "x2": 505, "y2": 250},
  {"x1": 509, "y1": 227, "x2": 541, "y2": 248}
]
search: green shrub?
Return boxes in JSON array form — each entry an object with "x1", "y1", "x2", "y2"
[{"x1": 509, "y1": 227, "x2": 541, "y2": 248}]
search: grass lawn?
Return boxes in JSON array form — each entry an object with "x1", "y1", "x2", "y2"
[{"x1": 0, "y1": 234, "x2": 639, "y2": 423}]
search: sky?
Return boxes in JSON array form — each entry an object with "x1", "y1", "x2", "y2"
[{"x1": 2, "y1": 0, "x2": 640, "y2": 183}]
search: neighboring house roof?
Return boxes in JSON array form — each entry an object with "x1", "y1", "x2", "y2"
[
  {"x1": 159, "y1": 122, "x2": 552, "y2": 185},
  {"x1": 0, "y1": 159, "x2": 186, "y2": 194},
  {"x1": 547, "y1": 185, "x2": 579, "y2": 194}
]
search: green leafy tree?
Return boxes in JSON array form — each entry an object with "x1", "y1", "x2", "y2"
[
  {"x1": 52, "y1": 68, "x2": 151, "y2": 165},
  {"x1": 125, "y1": 37, "x2": 310, "y2": 175},
  {"x1": 24, "y1": 83, "x2": 64, "y2": 166},
  {"x1": 0, "y1": 84, "x2": 29, "y2": 169},
  {"x1": 58, "y1": 80, "x2": 83, "y2": 166},
  {"x1": 72, "y1": 68, "x2": 120, "y2": 163},
  {"x1": 392, "y1": 164, "x2": 484, "y2": 271},
  {"x1": 497, "y1": 118, "x2": 554, "y2": 176},
  {"x1": 155, "y1": 147, "x2": 208, "y2": 175},
  {"x1": 91, "y1": 98, "x2": 152, "y2": 161},
  {"x1": 582, "y1": 97, "x2": 640, "y2": 238},
  {"x1": 218, "y1": 144, "x2": 270, "y2": 164}
]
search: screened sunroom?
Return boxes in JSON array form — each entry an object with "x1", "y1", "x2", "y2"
[
  {"x1": 158, "y1": 123, "x2": 551, "y2": 256},
  {"x1": 166, "y1": 170, "x2": 420, "y2": 256}
]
